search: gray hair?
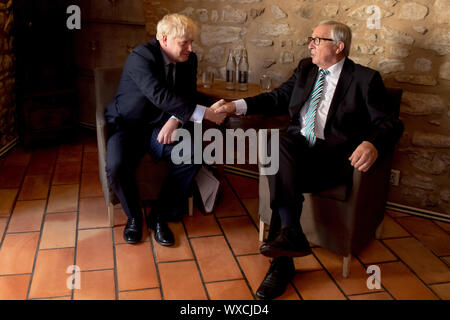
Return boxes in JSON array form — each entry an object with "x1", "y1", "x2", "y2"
[
  {"x1": 156, "y1": 13, "x2": 198, "y2": 41},
  {"x1": 319, "y1": 21, "x2": 352, "y2": 56}
]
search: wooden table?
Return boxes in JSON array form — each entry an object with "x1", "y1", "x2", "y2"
[
  {"x1": 197, "y1": 79, "x2": 290, "y2": 177},
  {"x1": 197, "y1": 79, "x2": 263, "y2": 100}
]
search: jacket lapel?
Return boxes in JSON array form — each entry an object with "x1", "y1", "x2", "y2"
[
  {"x1": 324, "y1": 58, "x2": 354, "y2": 130},
  {"x1": 291, "y1": 66, "x2": 318, "y2": 116}
]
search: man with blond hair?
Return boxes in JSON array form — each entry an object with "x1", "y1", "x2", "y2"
[
  {"x1": 105, "y1": 14, "x2": 226, "y2": 245},
  {"x1": 215, "y1": 21, "x2": 404, "y2": 299}
]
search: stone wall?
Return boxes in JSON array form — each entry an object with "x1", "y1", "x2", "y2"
[
  {"x1": 141, "y1": 0, "x2": 450, "y2": 216},
  {"x1": 0, "y1": 0, "x2": 16, "y2": 153}
]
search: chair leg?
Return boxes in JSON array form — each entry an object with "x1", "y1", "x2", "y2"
[
  {"x1": 188, "y1": 196, "x2": 194, "y2": 216},
  {"x1": 259, "y1": 220, "x2": 265, "y2": 242},
  {"x1": 375, "y1": 218, "x2": 384, "y2": 239},
  {"x1": 108, "y1": 203, "x2": 115, "y2": 227},
  {"x1": 343, "y1": 254, "x2": 351, "y2": 278}
]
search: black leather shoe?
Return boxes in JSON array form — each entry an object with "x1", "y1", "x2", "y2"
[
  {"x1": 123, "y1": 218, "x2": 142, "y2": 244},
  {"x1": 256, "y1": 257, "x2": 295, "y2": 300},
  {"x1": 152, "y1": 220, "x2": 174, "y2": 246},
  {"x1": 260, "y1": 226, "x2": 311, "y2": 258}
]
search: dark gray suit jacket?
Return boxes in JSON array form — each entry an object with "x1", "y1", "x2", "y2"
[{"x1": 244, "y1": 58, "x2": 404, "y2": 154}]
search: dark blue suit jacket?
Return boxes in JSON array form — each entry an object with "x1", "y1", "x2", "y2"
[{"x1": 105, "y1": 39, "x2": 211, "y2": 129}]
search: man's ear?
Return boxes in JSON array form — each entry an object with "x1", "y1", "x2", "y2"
[
  {"x1": 335, "y1": 41, "x2": 345, "y2": 55},
  {"x1": 161, "y1": 35, "x2": 168, "y2": 48}
]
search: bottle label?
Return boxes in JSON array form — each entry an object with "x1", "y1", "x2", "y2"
[
  {"x1": 238, "y1": 71, "x2": 248, "y2": 84},
  {"x1": 226, "y1": 70, "x2": 235, "y2": 83}
]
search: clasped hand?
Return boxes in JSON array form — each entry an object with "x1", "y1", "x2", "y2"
[{"x1": 349, "y1": 141, "x2": 378, "y2": 172}]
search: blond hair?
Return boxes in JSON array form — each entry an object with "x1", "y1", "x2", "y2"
[{"x1": 156, "y1": 14, "x2": 198, "y2": 41}]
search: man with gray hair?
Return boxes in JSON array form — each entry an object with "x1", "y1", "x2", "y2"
[
  {"x1": 214, "y1": 21, "x2": 404, "y2": 299},
  {"x1": 105, "y1": 14, "x2": 226, "y2": 246}
]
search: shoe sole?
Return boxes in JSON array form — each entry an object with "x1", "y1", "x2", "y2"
[{"x1": 260, "y1": 247, "x2": 311, "y2": 258}]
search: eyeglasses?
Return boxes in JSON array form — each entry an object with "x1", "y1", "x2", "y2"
[{"x1": 307, "y1": 36, "x2": 334, "y2": 46}]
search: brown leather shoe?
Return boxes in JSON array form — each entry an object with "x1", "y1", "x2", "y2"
[{"x1": 259, "y1": 226, "x2": 311, "y2": 258}]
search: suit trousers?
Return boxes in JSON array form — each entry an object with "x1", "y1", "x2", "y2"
[
  {"x1": 105, "y1": 122, "x2": 201, "y2": 222},
  {"x1": 266, "y1": 130, "x2": 353, "y2": 241}
]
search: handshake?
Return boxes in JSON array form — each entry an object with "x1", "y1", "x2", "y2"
[{"x1": 203, "y1": 99, "x2": 237, "y2": 125}]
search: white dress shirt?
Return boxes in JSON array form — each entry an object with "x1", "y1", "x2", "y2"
[{"x1": 233, "y1": 58, "x2": 346, "y2": 140}]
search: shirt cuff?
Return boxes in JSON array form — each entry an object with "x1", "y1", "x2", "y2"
[
  {"x1": 234, "y1": 99, "x2": 247, "y2": 116},
  {"x1": 189, "y1": 105, "x2": 206, "y2": 123},
  {"x1": 169, "y1": 115, "x2": 184, "y2": 125}
]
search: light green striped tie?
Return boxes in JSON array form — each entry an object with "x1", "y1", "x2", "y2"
[{"x1": 303, "y1": 69, "x2": 329, "y2": 146}]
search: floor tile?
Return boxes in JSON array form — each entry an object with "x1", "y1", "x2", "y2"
[
  {"x1": 226, "y1": 174, "x2": 259, "y2": 199},
  {"x1": 396, "y1": 216, "x2": 450, "y2": 256},
  {"x1": 3, "y1": 148, "x2": 31, "y2": 167},
  {"x1": 184, "y1": 214, "x2": 222, "y2": 238},
  {"x1": 0, "y1": 165, "x2": 27, "y2": 188},
  {"x1": 153, "y1": 221, "x2": 193, "y2": 262},
  {"x1": 0, "y1": 218, "x2": 7, "y2": 239},
  {"x1": 0, "y1": 274, "x2": 31, "y2": 299},
  {"x1": 380, "y1": 215, "x2": 410, "y2": 239},
  {"x1": 293, "y1": 254, "x2": 323, "y2": 272},
  {"x1": 206, "y1": 279, "x2": 254, "y2": 300},
  {"x1": 115, "y1": 242, "x2": 158, "y2": 291},
  {"x1": 378, "y1": 262, "x2": 438, "y2": 300},
  {"x1": 80, "y1": 172, "x2": 103, "y2": 197},
  {"x1": 82, "y1": 152, "x2": 99, "y2": 173},
  {"x1": 442, "y1": 256, "x2": 450, "y2": 267},
  {"x1": 236, "y1": 254, "x2": 271, "y2": 294},
  {"x1": 158, "y1": 260, "x2": 207, "y2": 300},
  {"x1": 27, "y1": 149, "x2": 57, "y2": 175},
  {"x1": 78, "y1": 197, "x2": 109, "y2": 229},
  {"x1": 76, "y1": 228, "x2": 114, "y2": 271},
  {"x1": 434, "y1": 220, "x2": 450, "y2": 232},
  {"x1": 429, "y1": 283, "x2": 450, "y2": 300},
  {"x1": 349, "y1": 292, "x2": 393, "y2": 300},
  {"x1": 52, "y1": 161, "x2": 81, "y2": 185},
  {"x1": 0, "y1": 232, "x2": 40, "y2": 275},
  {"x1": 214, "y1": 186, "x2": 246, "y2": 218},
  {"x1": 40, "y1": 212, "x2": 77, "y2": 249},
  {"x1": 219, "y1": 216, "x2": 260, "y2": 255},
  {"x1": 46, "y1": 184, "x2": 79, "y2": 213},
  {"x1": 292, "y1": 270, "x2": 346, "y2": 300},
  {"x1": 119, "y1": 288, "x2": 161, "y2": 300},
  {"x1": 386, "y1": 209, "x2": 410, "y2": 218},
  {"x1": 357, "y1": 239, "x2": 397, "y2": 265},
  {"x1": 57, "y1": 144, "x2": 83, "y2": 162},
  {"x1": 241, "y1": 198, "x2": 259, "y2": 225},
  {"x1": 383, "y1": 237, "x2": 450, "y2": 284},
  {"x1": 0, "y1": 189, "x2": 18, "y2": 217},
  {"x1": 28, "y1": 248, "x2": 75, "y2": 299},
  {"x1": 18, "y1": 175, "x2": 51, "y2": 200},
  {"x1": 313, "y1": 248, "x2": 381, "y2": 295},
  {"x1": 190, "y1": 236, "x2": 242, "y2": 282},
  {"x1": 73, "y1": 270, "x2": 116, "y2": 300},
  {"x1": 8, "y1": 200, "x2": 46, "y2": 233}
]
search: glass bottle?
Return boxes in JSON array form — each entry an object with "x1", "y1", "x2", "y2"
[
  {"x1": 238, "y1": 48, "x2": 249, "y2": 91},
  {"x1": 225, "y1": 50, "x2": 236, "y2": 90}
]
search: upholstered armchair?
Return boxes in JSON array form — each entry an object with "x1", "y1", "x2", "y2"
[
  {"x1": 258, "y1": 88, "x2": 402, "y2": 278},
  {"x1": 94, "y1": 67, "x2": 192, "y2": 227}
]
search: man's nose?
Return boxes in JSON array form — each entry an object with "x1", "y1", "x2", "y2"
[
  {"x1": 308, "y1": 40, "x2": 315, "y2": 50},
  {"x1": 187, "y1": 43, "x2": 193, "y2": 52}
]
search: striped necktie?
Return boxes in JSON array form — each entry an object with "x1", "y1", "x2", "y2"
[{"x1": 303, "y1": 68, "x2": 329, "y2": 146}]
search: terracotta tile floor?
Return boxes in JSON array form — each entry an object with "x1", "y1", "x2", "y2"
[{"x1": 0, "y1": 135, "x2": 449, "y2": 300}]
